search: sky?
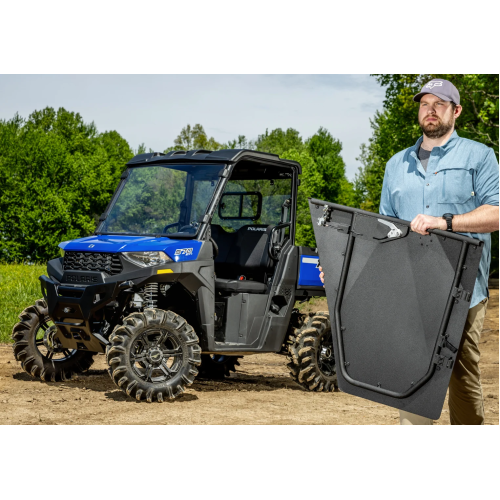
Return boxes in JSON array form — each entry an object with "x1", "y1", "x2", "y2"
[{"x1": 0, "y1": 75, "x2": 386, "y2": 180}]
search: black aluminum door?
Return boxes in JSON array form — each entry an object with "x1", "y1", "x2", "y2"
[{"x1": 310, "y1": 199, "x2": 484, "y2": 419}]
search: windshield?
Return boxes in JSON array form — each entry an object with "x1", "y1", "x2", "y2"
[{"x1": 98, "y1": 164, "x2": 223, "y2": 237}]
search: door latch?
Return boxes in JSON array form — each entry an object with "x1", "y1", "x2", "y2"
[
  {"x1": 374, "y1": 219, "x2": 403, "y2": 240},
  {"x1": 434, "y1": 353, "x2": 454, "y2": 370}
]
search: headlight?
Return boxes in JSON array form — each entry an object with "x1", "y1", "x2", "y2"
[
  {"x1": 60, "y1": 248, "x2": 65, "y2": 258},
  {"x1": 122, "y1": 251, "x2": 173, "y2": 267}
]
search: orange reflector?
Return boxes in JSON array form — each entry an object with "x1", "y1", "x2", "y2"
[{"x1": 157, "y1": 269, "x2": 173, "y2": 274}]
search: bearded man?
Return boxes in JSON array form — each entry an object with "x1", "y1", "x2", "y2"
[{"x1": 320, "y1": 78, "x2": 499, "y2": 425}]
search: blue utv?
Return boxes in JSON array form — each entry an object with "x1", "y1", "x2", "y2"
[{"x1": 12, "y1": 149, "x2": 335, "y2": 402}]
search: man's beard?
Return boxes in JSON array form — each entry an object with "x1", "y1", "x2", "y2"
[{"x1": 419, "y1": 113, "x2": 454, "y2": 139}]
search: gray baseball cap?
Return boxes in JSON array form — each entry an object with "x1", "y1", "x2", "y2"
[{"x1": 413, "y1": 79, "x2": 460, "y2": 105}]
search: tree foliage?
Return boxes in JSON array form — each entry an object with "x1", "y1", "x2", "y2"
[
  {"x1": 254, "y1": 127, "x2": 304, "y2": 156},
  {"x1": 262, "y1": 127, "x2": 356, "y2": 247},
  {"x1": 173, "y1": 124, "x2": 222, "y2": 151},
  {"x1": 0, "y1": 107, "x2": 133, "y2": 262}
]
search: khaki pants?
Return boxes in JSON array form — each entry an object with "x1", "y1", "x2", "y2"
[{"x1": 400, "y1": 298, "x2": 488, "y2": 425}]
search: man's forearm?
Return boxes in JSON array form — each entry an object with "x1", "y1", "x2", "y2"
[
  {"x1": 410, "y1": 205, "x2": 499, "y2": 235},
  {"x1": 451, "y1": 205, "x2": 499, "y2": 233}
]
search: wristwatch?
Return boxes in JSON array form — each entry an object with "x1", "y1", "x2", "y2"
[{"x1": 442, "y1": 213, "x2": 454, "y2": 232}]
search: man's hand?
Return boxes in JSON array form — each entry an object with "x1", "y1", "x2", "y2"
[
  {"x1": 411, "y1": 206, "x2": 499, "y2": 235},
  {"x1": 319, "y1": 265, "x2": 325, "y2": 287},
  {"x1": 410, "y1": 214, "x2": 446, "y2": 235}
]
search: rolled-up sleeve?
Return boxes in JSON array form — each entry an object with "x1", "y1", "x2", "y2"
[
  {"x1": 379, "y1": 161, "x2": 397, "y2": 217},
  {"x1": 475, "y1": 148, "x2": 499, "y2": 206}
]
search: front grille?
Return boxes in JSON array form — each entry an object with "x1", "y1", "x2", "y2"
[{"x1": 63, "y1": 252, "x2": 123, "y2": 275}]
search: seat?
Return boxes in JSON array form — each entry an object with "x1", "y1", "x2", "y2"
[
  {"x1": 214, "y1": 278, "x2": 267, "y2": 294},
  {"x1": 211, "y1": 224, "x2": 275, "y2": 292}
]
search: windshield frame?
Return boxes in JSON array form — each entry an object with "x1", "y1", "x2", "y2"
[{"x1": 94, "y1": 162, "x2": 227, "y2": 240}]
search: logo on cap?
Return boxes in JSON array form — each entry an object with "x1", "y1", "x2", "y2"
[{"x1": 425, "y1": 81, "x2": 443, "y2": 89}]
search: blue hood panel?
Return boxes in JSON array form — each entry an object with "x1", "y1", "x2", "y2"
[{"x1": 59, "y1": 236, "x2": 202, "y2": 262}]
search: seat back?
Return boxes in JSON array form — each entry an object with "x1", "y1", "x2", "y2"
[
  {"x1": 211, "y1": 224, "x2": 274, "y2": 283},
  {"x1": 211, "y1": 224, "x2": 237, "y2": 265}
]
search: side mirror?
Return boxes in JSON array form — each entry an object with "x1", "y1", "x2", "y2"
[{"x1": 218, "y1": 192, "x2": 262, "y2": 220}]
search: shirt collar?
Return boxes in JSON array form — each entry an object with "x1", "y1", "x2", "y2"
[{"x1": 412, "y1": 130, "x2": 460, "y2": 154}]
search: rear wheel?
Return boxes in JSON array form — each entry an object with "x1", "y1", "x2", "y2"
[
  {"x1": 287, "y1": 311, "x2": 337, "y2": 392},
  {"x1": 107, "y1": 308, "x2": 201, "y2": 402},
  {"x1": 198, "y1": 354, "x2": 242, "y2": 379},
  {"x1": 12, "y1": 299, "x2": 95, "y2": 381}
]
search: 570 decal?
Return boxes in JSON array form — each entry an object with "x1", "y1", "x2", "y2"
[{"x1": 174, "y1": 248, "x2": 194, "y2": 256}]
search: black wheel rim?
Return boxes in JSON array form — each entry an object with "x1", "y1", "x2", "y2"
[
  {"x1": 317, "y1": 330, "x2": 336, "y2": 378},
  {"x1": 35, "y1": 315, "x2": 76, "y2": 361},
  {"x1": 130, "y1": 328, "x2": 184, "y2": 383}
]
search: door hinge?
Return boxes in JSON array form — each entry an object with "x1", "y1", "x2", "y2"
[
  {"x1": 451, "y1": 286, "x2": 471, "y2": 302},
  {"x1": 317, "y1": 205, "x2": 332, "y2": 226}
]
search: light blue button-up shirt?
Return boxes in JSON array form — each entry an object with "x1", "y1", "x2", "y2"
[{"x1": 379, "y1": 131, "x2": 499, "y2": 308}]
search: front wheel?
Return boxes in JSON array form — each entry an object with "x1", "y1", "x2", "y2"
[
  {"x1": 287, "y1": 311, "x2": 337, "y2": 392},
  {"x1": 12, "y1": 299, "x2": 95, "y2": 381},
  {"x1": 107, "y1": 308, "x2": 201, "y2": 402}
]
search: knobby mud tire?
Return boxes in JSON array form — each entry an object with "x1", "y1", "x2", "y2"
[
  {"x1": 197, "y1": 354, "x2": 242, "y2": 379},
  {"x1": 287, "y1": 311, "x2": 337, "y2": 392},
  {"x1": 12, "y1": 299, "x2": 95, "y2": 382},
  {"x1": 106, "y1": 308, "x2": 201, "y2": 402}
]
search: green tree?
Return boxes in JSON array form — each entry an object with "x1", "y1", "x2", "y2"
[
  {"x1": 282, "y1": 149, "x2": 317, "y2": 246},
  {"x1": 225, "y1": 134, "x2": 254, "y2": 150},
  {"x1": 0, "y1": 107, "x2": 133, "y2": 262},
  {"x1": 254, "y1": 128, "x2": 304, "y2": 156},
  {"x1": 173, "y1": 124, "x2": 222, "y2": 151},
  {"x1": 306, "y1": 127, "x2": 356, "y2": 207},
  {"x1": 245, "y1": 126, "x2": 357, "y2": 247},
  {"x1": 295, "y1": 128, "x2": 356, "y2": 247}
]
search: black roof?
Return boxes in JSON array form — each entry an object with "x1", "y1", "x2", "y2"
[{"x1": 126, "y1": 149, "x2": 302, "y2": 173}]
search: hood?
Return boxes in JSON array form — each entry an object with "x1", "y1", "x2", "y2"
[{"x1": 59, "y1": 235, "x2": 203, "y2": 262}]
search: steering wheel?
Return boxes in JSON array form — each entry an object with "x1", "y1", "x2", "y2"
[{"x1": 163, "y1": 222, "x2": 180, "y2": 234}]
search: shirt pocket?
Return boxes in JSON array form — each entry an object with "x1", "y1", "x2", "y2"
[{"x1": 438, "y1": 168, "x2": 474, "y2": 204}]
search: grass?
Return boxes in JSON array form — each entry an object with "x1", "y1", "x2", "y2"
[
  {"x1": 296, "y1": 295, "x2": 329, "y2": 315},
  {"x1": 0, "y1": 263, "x2": 47, "y2": 343}
]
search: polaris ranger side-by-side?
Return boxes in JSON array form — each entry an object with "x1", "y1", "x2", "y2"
[{"x1": 12, "y1": 149, "x2": 336, "y2": 402}]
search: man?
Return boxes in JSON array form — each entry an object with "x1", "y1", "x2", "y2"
[{"x1": 320, "y1": 78, "x2": 499, "y2": 425}]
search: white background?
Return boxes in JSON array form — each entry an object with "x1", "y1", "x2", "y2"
[{"x1": 1, "y1": 1, "x2": 497, "y2": 498}]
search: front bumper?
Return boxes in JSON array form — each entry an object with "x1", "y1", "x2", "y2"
[{"x1": 40, "y1": 275, "x2": 121, "y2": 353}]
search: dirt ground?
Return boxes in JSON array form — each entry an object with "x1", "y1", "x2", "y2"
[{"x1": 1, "y1": 291, "x2": 498, "y2": 425}]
